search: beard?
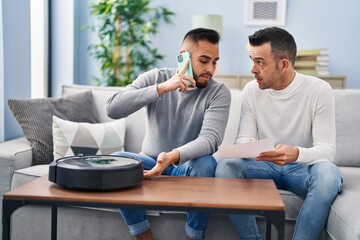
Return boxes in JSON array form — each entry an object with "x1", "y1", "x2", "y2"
[{"x1": 194, "y1": 72, "x2": 210, "y2": 89}]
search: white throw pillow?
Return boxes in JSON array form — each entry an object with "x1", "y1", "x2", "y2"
[{"x1": 52, "y1": 116, "x2": 126, "y2": 160}]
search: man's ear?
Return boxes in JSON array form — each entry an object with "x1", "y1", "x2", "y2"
[{"x1": 279, "y1": 59, "x2": 291, "y2": 70}]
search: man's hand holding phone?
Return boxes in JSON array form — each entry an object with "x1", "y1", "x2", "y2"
[
  {"x1": 156, "y1": 52, "x2": 196, "y2": 95},
  {"x1": 176, "y1": 58, "x2": 196, "y2": 92},
  {"x1": 177, "y1": 52, "x2": 193, "y2": 78}
]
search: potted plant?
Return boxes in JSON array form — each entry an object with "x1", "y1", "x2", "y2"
[{"x1": 87, "y1": 0, "x2": 174, "y2": 86}]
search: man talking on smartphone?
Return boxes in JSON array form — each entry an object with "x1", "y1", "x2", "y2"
[{"x1": 106, "y1": 28, "x2": 231, "y2": 240}]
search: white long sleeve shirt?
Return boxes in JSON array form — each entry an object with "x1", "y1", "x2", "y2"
[{"x1": 236, "y1": 72, "x2": 336, "y2": 165}]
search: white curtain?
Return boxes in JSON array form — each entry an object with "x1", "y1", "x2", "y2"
[{"x1": 0, "y1": 0, "x2": 4, "y2": 142}]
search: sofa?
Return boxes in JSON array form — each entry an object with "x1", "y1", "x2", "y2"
[{"x1": 1, "y1": 84, "x2": 360, "y2": 240}]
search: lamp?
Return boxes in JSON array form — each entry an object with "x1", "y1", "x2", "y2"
[{"x1": 192, "y1": 14, "x2": 223, "y2": 38}]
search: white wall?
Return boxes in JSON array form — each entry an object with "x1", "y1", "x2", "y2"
[
  {"x1": 50, "y1": 0, "x2": 75, "y2": 97},
  {"x1": 76, "y1": 0, "x2": 360, "y2": 88},
  {"x1": 2, "y1": 0, "x2": 360, "y2": 141},
  {"x1": 2, "y1": 0, "x2": 31, "y2": 140},
  {"x1": 152, "y1": 0, "x2": 360, "y2": 88}
]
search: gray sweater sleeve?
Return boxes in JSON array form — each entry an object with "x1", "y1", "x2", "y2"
[{"x1": 106, "y1": 69, "x2": 164, "y2": 119}]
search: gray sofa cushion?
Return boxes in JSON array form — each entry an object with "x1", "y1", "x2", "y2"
[
  {"x1": 333, "y1": 89, "x2": 360, "y2": 167},
  {"x1": 8, "y1": 91, "x2": 100, "y2": 165},
  {"x1": 221, "y1": 89, "x2": 243, "y2": 146},
  {"x1": 326, "y1": 167, "x2": 360, "y2": 239},
  {"x1": 61, "y1": 85, "x2": 122, "y2": 123},
  {"x1": 11, "y1": 164, "x2": 49, "y2": 189}
]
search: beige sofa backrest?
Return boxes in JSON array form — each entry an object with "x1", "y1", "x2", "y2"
[
  {"x1": 61, "y1": 85, "x2": 360, "y2": 168},
  {"x1": 62, "y1": 85, "x2": 146, "y2": 153},
  {"x1": 333, "y1": 89, "x2": 360, "y2": 167}
]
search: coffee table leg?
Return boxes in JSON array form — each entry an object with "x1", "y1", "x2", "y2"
[
  {"x1": 266, "y1": 220, "x2": 272, "y2": 239},
  {"x1": 263, "y1": 211, "x2": 285, "y2": 240},
  {"x1": 2, "y1": 199, "x2": 58, "y2": 240},
  {"x1": 2, "y1": 200, "x2": 12, "y2": 240},
  {"x1": 274, "y1": 216, "x2": 285, "y2": 240},
  {"x1": 51, "y1": 206, "x2": 58, "y2": 240},
  {"x1": 2, "y1": 199, "x2": 27, "y2": 240}
]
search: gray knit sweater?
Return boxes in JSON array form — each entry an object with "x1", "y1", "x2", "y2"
[{"x1": 106, "y1": 68, "x2": 231, "y2": 165}]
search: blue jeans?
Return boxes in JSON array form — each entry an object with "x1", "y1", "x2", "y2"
[
  {"x1": 215, "y1": 158, "x2": 343, "y2": 240},
  {"x1": 112, "y1": 151, "x2": 217, "y2": 240}
]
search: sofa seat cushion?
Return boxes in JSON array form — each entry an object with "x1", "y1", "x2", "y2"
[
  {"x1": 326, "y1": 167, "x2": 360, "y2": 239},
  {"x1": 278, "y1": 190, "x2": 304, "y2": 221},
  {"x1": 11, "y1": 164, "x2": 49, "y2": 189}
]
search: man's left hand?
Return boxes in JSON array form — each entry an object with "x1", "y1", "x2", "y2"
[{"x1": 256, "y1": 144, "x2": 299, "y2": 166}]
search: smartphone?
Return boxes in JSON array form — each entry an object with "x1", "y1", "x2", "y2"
[{"x1": 177, "y1": 52, "x2": 193, "y2": 78}]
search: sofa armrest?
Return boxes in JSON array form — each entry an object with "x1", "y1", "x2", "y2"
[{"x1": 0, "y1": 137, "x2": 33, "y2": 195}]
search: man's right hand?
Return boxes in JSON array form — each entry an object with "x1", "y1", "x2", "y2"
[
  {"x1": 256, "y1": 144, "x2": 299, "y2": 166},
  {"x1": 157, "y1": 60, "x2": 196, "y2": 95},
  {"x1": 143, "y1": 150, "x2": 180, "y2": 179}
]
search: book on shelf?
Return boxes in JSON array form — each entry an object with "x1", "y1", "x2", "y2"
[
  {"x1": 295, "y1": 60, "x2": 329, "y2": 68},
  {"x1": 296, "y1": 69, "x2": 329, "y2": 76},
  {"x1": 296, "y1": 55, "x2": 329, "y2": 62},
  {"x1": 295, "y1": 66, "x2": 329, "y2": 71},
  {"x1": 295, "y1": 48, "x2": 330, "y2": 76},
  {"x1": 296, "y1": 48, "x2": 328, "y2": 57}
]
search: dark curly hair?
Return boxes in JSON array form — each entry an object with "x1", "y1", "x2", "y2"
[
  {"x1": 183, "y1": 28, "x2": 220, "y2": 45},
  {"x1": 249, "y1": 27, "x2": 297, "y2": 65}
]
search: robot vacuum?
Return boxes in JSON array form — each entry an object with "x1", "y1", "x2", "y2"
[{"x1": 49, "y1": 155, "x2": 143, "y2": 191}]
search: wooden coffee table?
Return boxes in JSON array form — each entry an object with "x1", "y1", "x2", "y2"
[{"x1": 3, "y1": 175, "x2": 285, "y2": 240}]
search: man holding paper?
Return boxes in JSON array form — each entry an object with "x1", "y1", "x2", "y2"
[{"x1": 215, "y1": 27, "x2": 342, "y2": 240}]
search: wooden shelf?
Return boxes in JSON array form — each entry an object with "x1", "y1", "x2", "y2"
[{"x1": 214, "y1": 74, "x2": 347, "y2": 90}]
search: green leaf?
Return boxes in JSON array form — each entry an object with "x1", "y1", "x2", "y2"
[{"x1": 85, "y1": 0, "x2": 175, "y2": 86}]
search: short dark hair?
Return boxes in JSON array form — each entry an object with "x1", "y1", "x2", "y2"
[
  {"x1": 248, "y1": 27, "x2": 297, "y2": 65},
  {"x1": 183, "y1": 28, "x2": 220, "y2": 45}
]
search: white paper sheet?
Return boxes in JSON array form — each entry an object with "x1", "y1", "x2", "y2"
[{"x1": 217, "y1": 137, "x2": 275, "y2": 159}]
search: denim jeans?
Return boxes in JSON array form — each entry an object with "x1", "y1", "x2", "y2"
[
  {"x1": 215, "y1": 158, "x2": 343, "y2": 240},
  {"x1": 112, "y1": 151, "x2": 217, "y2": 240}
]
